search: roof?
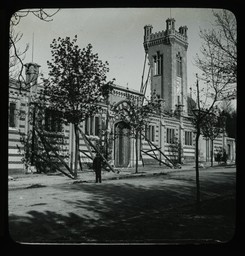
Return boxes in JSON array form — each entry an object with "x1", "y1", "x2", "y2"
[{"x1": 111, "y1": 84, "x2": 143, "y2": 96}]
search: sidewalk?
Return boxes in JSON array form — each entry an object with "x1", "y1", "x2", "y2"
[
  {"x1": 8, "y1": 164, "x2": 183, "y2": 190},
  {"x1": 8, "y1": 162, "x2": 235, "y2": 191}
]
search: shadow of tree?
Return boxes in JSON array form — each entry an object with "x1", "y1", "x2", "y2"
[
  {"x1": 9, "y1": 177, "x2": 235, "y2": 244},
  {"x1": 9, "y1": 210, "x2": 96, "y2": 243}
]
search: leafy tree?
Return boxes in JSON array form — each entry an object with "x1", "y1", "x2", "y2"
[
  {"x1": 42, "y1": 35, "x2": 114, "y2": 178},
  {"x1": 17, "y1": 101, "x2": 72, "y2": 178},
  {"x1": 168, "y1": 137, "x2": 182, "y2": 165},
  {"x1": 201, "y1": 110, "x2": 224, "y2": 166},
  {"x1": 218, "y1": 102, "x2": 237, "y2": 139},
  {"x1": 112, "y1": 92, "x2": 161, "y2": 173}
]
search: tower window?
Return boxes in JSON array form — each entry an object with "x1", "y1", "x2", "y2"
[
  {"x1": 153, "y1": 52, "x2": 163, "y2": 76},
  {"x1": 176, "y1": 53, "x2": 182, "y2": 77}
]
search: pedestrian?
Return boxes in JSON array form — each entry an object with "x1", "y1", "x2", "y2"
[
  {"x1": 93, "y1": 152, "x2": 102, "y2": 183},
  {"x1": 222, "y1": 150, "x2": 228, "y2": 165}
]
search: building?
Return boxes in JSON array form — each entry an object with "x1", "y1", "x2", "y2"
[{"x1": 8, "y1": 18, "x2": 236, "y2": 174}]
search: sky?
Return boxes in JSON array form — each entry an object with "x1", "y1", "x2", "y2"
[{"x1": 11, "y1": 8, "x2": 230, "y2": 95}]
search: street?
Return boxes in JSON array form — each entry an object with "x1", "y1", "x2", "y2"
[{"x1": 8, "y1": 167, "x2": 236, "y2": 244}]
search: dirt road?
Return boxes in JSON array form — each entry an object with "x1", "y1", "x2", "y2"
[{"x1": 8, "y1": 167, "x2": 236, "y2": 244}]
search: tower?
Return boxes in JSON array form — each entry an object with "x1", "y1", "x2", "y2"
[{"x1": 143, "y1": 18, "x2": 188, "y2": 114}]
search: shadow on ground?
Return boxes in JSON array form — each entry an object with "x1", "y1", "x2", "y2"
[{"x1": 9, "y1": 179, "x2": 236, "y2": 244}]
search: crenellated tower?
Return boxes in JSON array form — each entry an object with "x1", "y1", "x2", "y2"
[{"x1": 143, "y1": 18, "x2": 188, "y2": 114}]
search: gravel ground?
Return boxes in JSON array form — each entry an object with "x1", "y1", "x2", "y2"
[{"x1": 8, "y1": 166, "x2": 236, "y2": 245}]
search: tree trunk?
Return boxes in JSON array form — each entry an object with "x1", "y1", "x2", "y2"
[
  {"x1": 195, "y1": 128, "x2": 201, "y2": 210},
  {"x1": 135, "y1": 131, "x2": 138, "y2": 174},
  {"x1": 78, "y1": 152, "x2": 83, "y2": 172},
  {"x1": 73, "y1": 124, "x2": 79, "y2": 179},
  {"x1": 211, "y1": 139, "x2": 214, "y2": 167},
  {"x1": 105, "y1": 100, "x2": 109, "y2": 160},
  {"x1": 70, "y1": 123, "x2": 74, "y2": 173}
]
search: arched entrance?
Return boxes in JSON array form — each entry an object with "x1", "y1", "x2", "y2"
[{"x1": 114, "y1": 121, "x2": 131, "y2": 167}]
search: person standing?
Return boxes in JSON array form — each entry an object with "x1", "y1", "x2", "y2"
[{"x1": 93, "y1": 152, "x2": 102, "y2": 183}]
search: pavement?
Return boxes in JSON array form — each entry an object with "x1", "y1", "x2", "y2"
[{"x1": 8, "y1": 162, "x2": 235, "y2": 191}]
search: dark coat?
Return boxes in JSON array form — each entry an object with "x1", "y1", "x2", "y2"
[{"x1": 93, "y1": 155, "x2": 102, "y2": 172}]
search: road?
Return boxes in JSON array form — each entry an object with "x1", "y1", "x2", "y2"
[{"x1": 8, "y1": 167, "x2": 236, "y2": 244}]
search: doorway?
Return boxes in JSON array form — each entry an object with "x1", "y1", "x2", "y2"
[{"x1": 114, "y1": 121, "x2": 131, "y2": 167}]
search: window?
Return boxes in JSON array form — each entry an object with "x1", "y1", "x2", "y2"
[
  {"x1": 9, "y1": 102, "x2": 17, "y2": 128},
  {"x1": 176, "y1": 53, "x2": 182, "y2": 77},
  {"x1": 90, "y1": 116, "x2": 94, "y2": 135},
  {"x1": 85, "y1": 116, "x2": 101, "y2": 136},
  {"x1": 94, "y1": 116, "x2": 100, "y2": 136},
  {"x1": 177, "y1": 96, "x2": 180, "y2": 104},
  {"x1": 145, "y1": 125, "x2": 155, "y2": 142},
  {"x1": 185, "y1": 131, "x2": 193, "y2": 145},
  {"x1": 153, "y1": 52, "x2": 163, "y2": 76},
  {"x1": 167, "y1": 128, "x2": 175, "y2": 144},
  {"x1": 44, "y1": 109, "x2": 62, "y2": 132}
]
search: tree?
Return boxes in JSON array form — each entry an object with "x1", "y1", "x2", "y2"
[
  {"x1": 201, "y1": 110, "x2": 223, "y2": 166},
  {"x1": 195, "y1": 9, "x2": 237, "y2": 100},
  {"x1": 9, "y1": 9, "x2": 60, "y2": 92},
  {"x1": 112, "y1": 92, "x2": 161, "y2": 173},
  {"x1": 168, "y1": 137, "x2": 182, "y2": 165},
  {"x1": 219, "y1": 100, "x2": 237, "y2": 139},
  {"x1": 17, "y1": 99, "x2": 73, "y2": 178},
  {"x1": 192, "y1": 10, "x2": 237, "y2": 209},
  {"x1": 42, "y1": 35, "x2": 114, "y2": 179},
  {"x1": 9, "y1": 27, "x2": 29, "y2": 80},
  {"x1": 190, "y1": 75, "x2": 221, "y2": 209}
]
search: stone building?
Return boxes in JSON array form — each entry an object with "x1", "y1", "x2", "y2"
[{"x1": 8, "y1": 18, "x2": 236, "y2": 174}]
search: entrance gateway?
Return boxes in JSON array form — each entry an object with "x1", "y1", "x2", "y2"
[{"x1": 114, "y1": 121, "x2": 131, "y2": 167}]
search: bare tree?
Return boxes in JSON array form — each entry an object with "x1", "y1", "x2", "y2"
[
  {"x1": 9, "y1": 27, "x2": 29, "y2": 79},
  {"x1": 190, "y1": 70, "x2": 233, "y2": 210},
  {"x1": 195, "y1": 9, "x2": 237, "y2": 101},
  {"x1": 192, "y1": 10, "x2": 237, "y2": 208},
  {"x1": 9, "y1": 9, "x2": 60, "y2": 91}
]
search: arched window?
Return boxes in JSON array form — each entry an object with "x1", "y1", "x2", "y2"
[{"x1": 153, "y1": 51, "x2": 163, "y2": 76}]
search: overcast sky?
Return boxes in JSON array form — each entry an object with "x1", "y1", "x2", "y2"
[{"x1": 12, "y1": 8, "x2": 229, "y2": 94}]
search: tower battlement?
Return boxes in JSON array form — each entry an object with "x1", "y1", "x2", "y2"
[{"x1": 144, "y1": 19, "x2": 188, "y2": 51}]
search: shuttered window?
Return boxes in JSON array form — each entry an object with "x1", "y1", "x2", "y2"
[{"x1": 167, "y1": 128, "x2": 175, "y2": 144}]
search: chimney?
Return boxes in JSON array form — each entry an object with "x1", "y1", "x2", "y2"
[{"x1": 24, "y1": 63, "x2": 41, "y2": 86}]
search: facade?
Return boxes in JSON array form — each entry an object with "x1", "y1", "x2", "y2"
[{"x1": 8, "y1": 18, "x2": 236, "y2": 174}]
